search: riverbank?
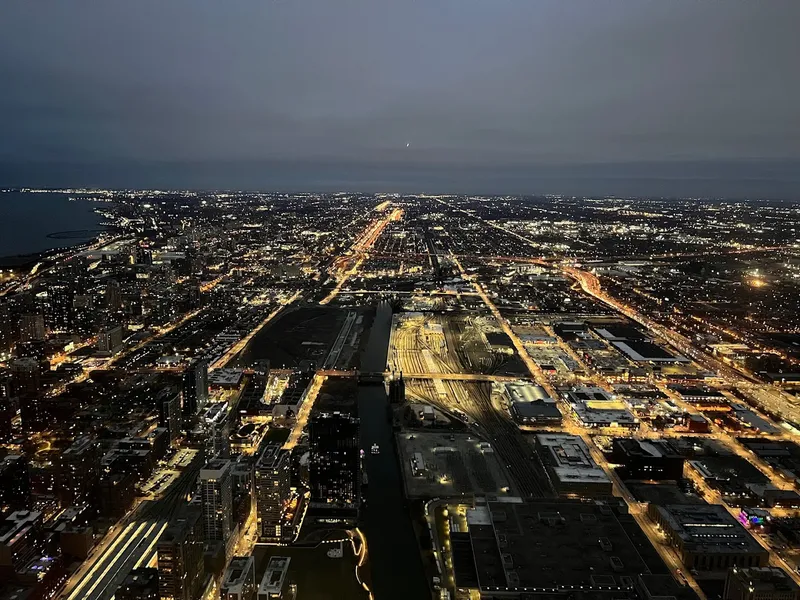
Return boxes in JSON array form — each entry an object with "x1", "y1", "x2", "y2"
[{"x1": 358, "y1": 302, "x2": 430, "y2": 600}]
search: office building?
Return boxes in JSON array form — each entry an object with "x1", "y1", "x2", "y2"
[
  {"x1": 157, "y1": 508, "x2": 205, "y2": 600},
  {"x1": 158, "y1": 389, "x2": 182, "y2": 446},
  {"x1": 98, "y1": 324, "x2": 124, "y2": 356},
  {"x1": 221, "y1": 556, "x2": 256, "y2": 600},
  {"x1": 648, "y1": 504, "x2": 769, "y2": 571},
  {"x1": 0, "y1": 510, "x2": 42, "y2": 572},
  {"x1": 724, "y1": 567, "x2": 800, "y2": 600},
  {"x1": 0, "y1": 455, "x2": 30, "y2": 513},
  {"x1": 183, "y1": 359, "x2": 209, "y2": 416},
  {"x1": 106, "y1": 279, "x2": 123, "y2": 311},
  {"x1": 11, "y1": 357, "x2": 45, "y2": 432},
  {"x1": 200, "y1": 458, "x2": 233, "y2": 544},
  {"x1": 115, "y1": 567, "x2": 159, "y2": 600},
  {"x1": 0, "y1": 374, "x2": 14, "y2": 441},
  {"x1": 309, "y1": 412, "x2": 360, "y2": 511},
  {"x1": 19, "y1": 314, "x2": 45, "y2": 343},
  {"x1": 45, "y1": 283, "x2": 74, "y2": 332},
  {"x1": 255, "y1": 443, "x2": 291, "y2": 542},
  {"x1": 257, "y1": 557, "x2": 291, "y2": 600},
  {"x1": 58, "y1": 436, "x2": 101, "y2": 507}
]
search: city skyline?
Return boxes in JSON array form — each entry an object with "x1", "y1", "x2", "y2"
[{"x1": 2, "y1": 1, "x2": 800, "y2": 196}]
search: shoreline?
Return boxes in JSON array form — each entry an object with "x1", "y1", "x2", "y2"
[{"x1": 0, "y1": 192, "x2": 111, "y2": 267}]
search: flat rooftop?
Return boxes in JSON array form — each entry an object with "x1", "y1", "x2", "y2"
[
  {"x1": 612, "y1": 340, "x2": 688, "y2": 363},
  {"x1": 452, "y1": 499, "x2": 669, "y2": 594},
  {"x1": 259, "y1": 556, "x2": 291, "y2": 595},
  {"x1": 536, "y1": 433, "x2": 611, "y2": 485},
  {"x1": 652, "y1": 504, "x2": 765, "y2": 555}
]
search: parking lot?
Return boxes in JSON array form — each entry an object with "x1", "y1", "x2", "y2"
[{"x1": 396, "y1": 431, "x2": 512, "y2": 498}]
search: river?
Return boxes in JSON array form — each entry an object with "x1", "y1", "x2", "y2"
[{"x1": 359, "y1": 302, "x2": 430, "y2": 600}]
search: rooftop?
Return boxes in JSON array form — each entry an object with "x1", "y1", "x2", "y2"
[
  {"x1": 653, "y1": 504, "x2": 765, "y2": 555},
  {"x1": 452, "y1": 499, "x2": 669, "y2": 594}
]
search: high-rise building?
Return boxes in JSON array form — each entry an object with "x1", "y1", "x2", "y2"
[
  {"x1": 0, "y1": 372, "x2": 15, "y2": 441},
  {"x1": 255, "y1": 443, "x2": 291, "y2": 542},
  {"x1": 220, "y1": 556, "x2": 256, "y2": 600},
  {"x1": 98, "y1": 324, "x2": 125, "y2": 356},
  {"x1": 309, "y1": 412, "x2": 360, "y2": 511},
  {"x1": 0, "y1": 454, "x2": 30, "y2": 513},
  {"x1": 19, "y1": 314, "x2": 45, "y2": 343},
  {"x1": 58, "y1": 436, "x2": 101, "y2": 507},
  {"x1": 724, "y1": 567, "x2": 800, "y2": 600},
  {"x1": 45, "y1": 283, "x2": 74, "y2": 332},
  {"x1": 257, "y1": 557, "x2": 292, "y2": 600},
  {"x1": 0, "y1": 510, "x2": 42, "y2": 572},
  {"x1": 157, "y1": 508, "x2": 205, "y2": 600},
  {"x1": 115, "y1": 567, "x2": 159, "y2": 600},
  {"x1": 199, "y1": 458, "x2": 233, "y2": 544},
  {"x1": 106, "y1": 279, "x2": 123, "y2": 311},
  {"x1": 11, "y1": 357, "x2": 45, "y2": 432},
  {"x1": 158, "y1": 389, "x2": 182, "y2": 446},
  {"x1": 388, "y1": 372, "x2": 405, "y2": 404},
  {"x1": 182, "y1": 359, "x2": 209, "y2": 417}
]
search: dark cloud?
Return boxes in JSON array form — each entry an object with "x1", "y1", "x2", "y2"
[{"x1": 1, "y1": 1, "x2": 798, "y2": 194}]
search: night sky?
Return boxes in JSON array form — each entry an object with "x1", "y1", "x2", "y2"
[{"x1": 1, "y1": 1, "x2": 799, "y2": 196}]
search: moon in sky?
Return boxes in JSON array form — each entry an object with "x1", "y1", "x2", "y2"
[{"x1": 406, "y1": 142, "x2": 410, "y2": 147}]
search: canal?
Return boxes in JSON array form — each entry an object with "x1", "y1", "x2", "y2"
[{"x1": 358, "y1": 302, "x2": 430, "y2": 600}]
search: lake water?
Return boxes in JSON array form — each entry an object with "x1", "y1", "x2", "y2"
[{"x1": 0, "y1": 192, "x2": 105, "y2": 257}]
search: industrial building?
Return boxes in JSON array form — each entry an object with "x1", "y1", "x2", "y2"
[
  {"x1": 449, "y1": 498, "x2": 676, "y2": 599},
  {"x1": 535, "y1": 433, "x2": 612, "y2": 497},
  {"x1": 724, "y1": 567, "x2": 800, "y2": 600},
  {"x1": 564, "y1": 386, "x2": 638, "y2": 429},
  {"x1": 611, "y1": 438, "x2": 685, "y2": 481},
  {"x1": 647, "y1": 504, "x2": 769, "y2": 571},
  {"x1": 497, "y1": 381, "x2": 562, "y2": 426}
]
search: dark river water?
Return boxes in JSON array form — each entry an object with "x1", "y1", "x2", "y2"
[{"x1": 358, "y1": 302, "x2": 430, "y2": 600}]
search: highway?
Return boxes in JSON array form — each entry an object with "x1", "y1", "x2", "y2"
[{"x1": 320, "y1": 205, "x2": 402, "y2": 305}]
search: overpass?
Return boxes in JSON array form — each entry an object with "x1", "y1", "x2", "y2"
[{"x1": 319, "y1": 369, "x2": 528, "y2": 384}]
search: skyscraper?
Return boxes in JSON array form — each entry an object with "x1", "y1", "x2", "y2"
[
  {"x1": 309, "y1": 412, "x2": 360, "y2": 511},
  {"x1": 11, "y1": 357, "x2": 44, "y2": 432},
  {"x1": 0, "y1": 373, "x2": 15, "y2": 441},
  {"x1": 220, "y1": 556, "x2": 256, "y2": 600},
  {"x1": 157, "y1": 508, "x2": 205, "y2": 600},
  {"x1": 45, "y1": 283, "x2": 74, "y2": 332},
  {"x1": 58, "y1": 436, "x2": 101, "y2": 507},
  {"x1": 388, "y1": 372, "x2": 405, "y2": 404},
  {"x1": 157, "y1": 389, "x2": 182, "y2": 446},
  {"x1": 19, "y1": 314, "x2": 45, "y2": 343},
  {"x1": 105, "y1": 279, "x2": 123, "y2": 311},
  {"x1": 255, "y1": 443, "x2": 291, "y2": 542},
  {"x1": 182, "y1": 358, "x2": 209, "y2": 417},
  {"x1": 199, "y1": 458, "x2": 233, "y2": 544}
]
